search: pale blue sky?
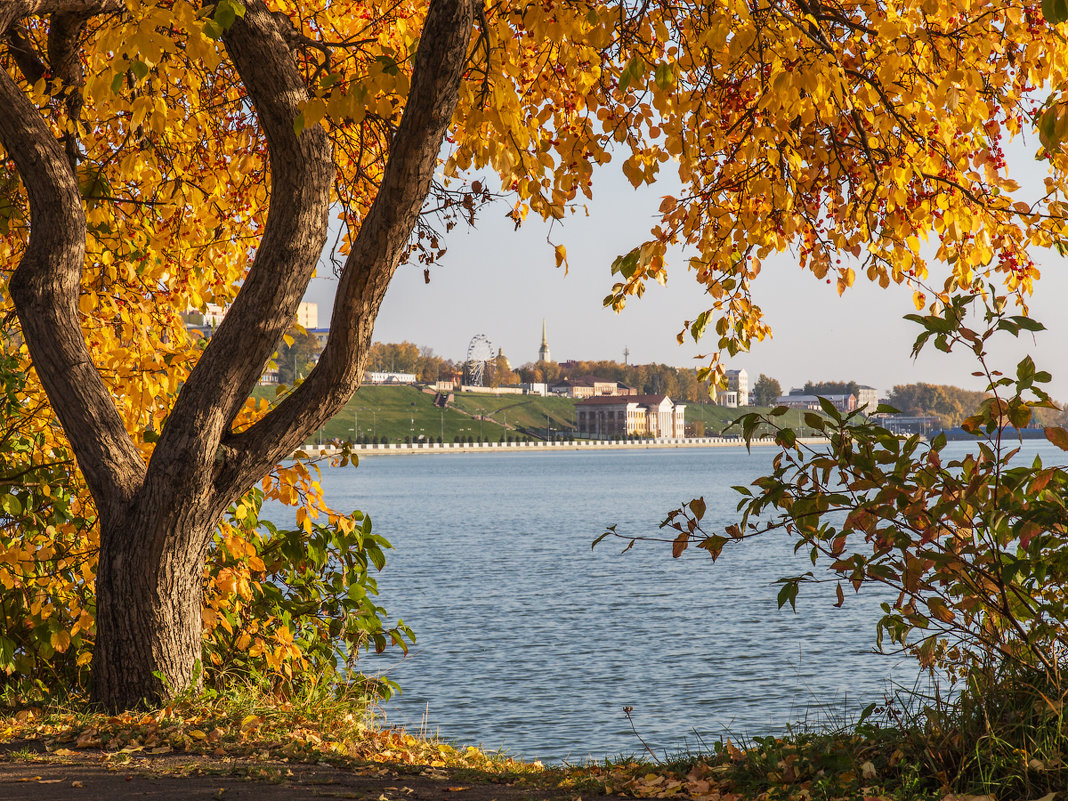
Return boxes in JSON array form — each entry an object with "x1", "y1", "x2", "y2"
[{"x1": 306, "y1": 153, "x2": 1068, "y2": 402}]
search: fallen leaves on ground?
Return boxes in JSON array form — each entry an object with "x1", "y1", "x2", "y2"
[{"x1": 0, "y1": 701, "x2": 533, "y2": 782}]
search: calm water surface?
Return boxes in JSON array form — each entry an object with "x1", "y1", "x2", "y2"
[{"x1": 265, "y1": 442, "x2": 1061, "y2": 763}]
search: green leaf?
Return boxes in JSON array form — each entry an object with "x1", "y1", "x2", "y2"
[
  {"x1": 293, "y1": 111, "x2": 306, "y2": 136},
  {"x1": 1011, "y1": 315, "x2": 1045, "y2": 332},
  {"x1": 111, "y1": 71, "x2": 126, "y2": 94},
  {"x1": 618, "y1": 56, "x2": 641, "y2": 93},
  {"x1": 689, "y1": 311, "x2": 710, "y2": 341},
  {"x1": 202, "y1": 19, "x2": 224, "y2": 40},
  {"x1": 0, "y1": 493, "x2": 22, "y2": 516},
  {"x1": 697, "y1": 534, "x2": 728, "y2": 560},
  {"x1": 1044, "y1": 0, "x2": 1068, "y2": 23},
  {"x1": 776, "y1": 580, "x2": 799, "y2": 611},
  {"x1": 374, "y1": 54, "x2": 400, "y2": 76},
  {"x1": 654, "y1": 62, "x2": 674, "y2": 91},
  {"x1": 1017, "y1": 355, "x2": 1036, "y2": 384},
  {"x1": 130, "y1": 60, "x2": 150, "y2": 80},
  {"x1": 817, "y1": 396, "x2": 838, "y2": 416},
  {"x1": 214, "y1": 0, "x2": 246, "y2": 30},
  {"x1": 592, "y1": 527, "x2": 614, "y2": 549}
]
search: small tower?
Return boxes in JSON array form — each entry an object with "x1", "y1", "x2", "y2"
[{"x1": 538, "y1": 319, "x2": 551, "y2": 363}]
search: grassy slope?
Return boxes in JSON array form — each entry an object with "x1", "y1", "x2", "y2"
[{"x1": 253, "y1": 384, "x2": 783, "y2": 443}]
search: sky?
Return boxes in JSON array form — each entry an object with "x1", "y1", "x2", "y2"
[{"x1": 304, "y1": 154, "x2": 1068, "y2": 402}]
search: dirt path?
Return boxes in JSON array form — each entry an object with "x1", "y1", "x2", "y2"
[{"x1": 0, "y1": 743, "x2": 623, "y2": 801}]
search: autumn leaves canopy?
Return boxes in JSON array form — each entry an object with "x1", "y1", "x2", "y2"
[{"x1": 1, "y1": 0, "x2": 1066, "y2": 705}]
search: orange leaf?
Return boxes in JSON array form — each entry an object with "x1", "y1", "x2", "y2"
[
  {"x1": 672, "y1": 531, "x2": 688, "y2": 558},
  {"x1": 1045, "y1": 427, "x2": 1068, "y2": 451}
]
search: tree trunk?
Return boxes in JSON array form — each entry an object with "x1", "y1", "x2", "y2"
[
  {"x1": 0, "y1": 0, "x2": 474, "y2": 710},
  {"x1": 93, "y1": 512, "x2": 214, "y2": 707}
]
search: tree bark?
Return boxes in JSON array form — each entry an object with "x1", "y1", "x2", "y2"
[{"x1": 0, "y1": 0, "x2": 475, "y2": 709}]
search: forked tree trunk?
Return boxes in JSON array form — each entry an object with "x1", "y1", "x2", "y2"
[{"x1": 0, "y1": 0, "x2": 475, "y2": 710}]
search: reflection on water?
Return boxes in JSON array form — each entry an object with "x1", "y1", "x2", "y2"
[{"x1": 264, "y1": 442, "x2": 1061, "y2": 763}]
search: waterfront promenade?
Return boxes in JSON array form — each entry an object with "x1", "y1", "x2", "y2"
[{"x1": 297, "y1": 436, "x2": 830, "y2": 457}]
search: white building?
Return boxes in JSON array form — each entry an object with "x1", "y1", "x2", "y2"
[
  {"x1": 575, "y1": 394, "x2": 686, "y2": 439},
  {"x1": 296, "y1": 302, "x2": 318, "y2": 330},
  {"x1": 724, "y1": 369, "x2": 749, "y2": 407},
  {"x1": 365, "y1": 371, "x2": 417, "y2": 385},
  {"x1": 855, "y1": 385, "x2": 879, "y2": 412}
]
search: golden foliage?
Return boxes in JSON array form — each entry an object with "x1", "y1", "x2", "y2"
[{"x1": 1, "y1": 0, "x2": 1066, "y2": 682}]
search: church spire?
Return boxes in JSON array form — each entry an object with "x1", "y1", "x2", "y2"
[{"x1": 538, "y1": 319, "x2": 551, "y2": 363}]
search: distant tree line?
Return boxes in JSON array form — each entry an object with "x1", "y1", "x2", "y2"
[{"x1": 516, "y1": 359, "x2": 710, "y2": 401}]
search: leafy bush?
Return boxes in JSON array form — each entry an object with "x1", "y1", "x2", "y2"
[
  {"x1": 0, "y1": 354, "x2": 96, "y2": 695},
  {"x1": 604, "y1": 293, "x2": 1068, "y2": 679},
  {"x1": 204, "y1": 489, "x2": 412, "y2": 697},
  {"x1": 0, "y1": 352, "x2": 409, "y2": 701}
]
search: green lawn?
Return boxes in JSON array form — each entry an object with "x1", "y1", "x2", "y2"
[
  {"x1": 254, "y1": 385, "x2": 570, "y2": 444},
  {"x1": 253, "y1": 384, "x2": 796, "y2": 444}
]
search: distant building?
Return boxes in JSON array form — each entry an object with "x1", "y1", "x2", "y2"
[
  {"x1": 538, "y1": 319, "x2": 551, "y2": 362},
  {"x1": 717, "y1": 390, "x2": 741, "y2": 407},
  {"x1": 872, "y1": 414, "x2": 941, "y2": 436},
  {"x1": 181, "y1": 302, "x2": 228, "y2": 337},
  {"x1": 550, "y1": 377, "x2": 636, "y2": 399},
  {"x1": 365, "y1": 371, "x2": 417, "y2": 385},
  {"x1": 855, "y1": 385, "x2": 879, "y2": 412},
  {"x1": 723, "y1": 369, "x2": 749, "y2": 407},
  {"x1": 296, "y1": 302, "x2": 318, "y2": 330},
  {"x1": 575, "y1": 394, "x2": 686, "y2": 439},
  {"x1": 776, "y1": 392, "x2": 857, "y2": 412},
  {"x1": 309, "y1": 327, "x2": 330, "y2": 350}
]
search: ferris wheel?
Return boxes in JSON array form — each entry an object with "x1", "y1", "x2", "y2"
[{"x1": 465, "y1": 334, "x2": 495, "y2": 386}]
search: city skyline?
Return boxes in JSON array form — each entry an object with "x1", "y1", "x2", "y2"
[{"x1": 305, "y1": 163, "x2": 1068, "y2": 401}]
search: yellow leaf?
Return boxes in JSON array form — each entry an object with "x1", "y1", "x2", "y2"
[
  {"x1": 50, "y1": 629, "x2": 72, "y2": 652},
  {"x1": 240, "y1": 714, "x2": 261, "y2": 733}
]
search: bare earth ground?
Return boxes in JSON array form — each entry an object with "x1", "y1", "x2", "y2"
[{"x1": 0, "y1": 740, "x2": 626, "y2": 801}]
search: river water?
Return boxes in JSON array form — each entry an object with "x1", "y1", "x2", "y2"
[{"x1": 265, "y1": 442, "x2": 1061, "y2": 763}]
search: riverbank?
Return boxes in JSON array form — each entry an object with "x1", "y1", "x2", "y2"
[
  {"x1": 4, "y1": 677, "x2": 1061, "y2": 801},
  {"x1": 298, "y1": 436, "x2": 830, "y2": 457}
]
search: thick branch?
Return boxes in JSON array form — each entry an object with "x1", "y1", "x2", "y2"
[
  {"x1": 48, "y1": 12, "x2": 88, "y2": 170},
  {"x1": 219, "y1": 0, "x2": 476, "y2": 495},
  {"x1": 0, "y1": 0, "x2": 121, "y2": 34},
  {"x1": 0, "y1": 50, "x2": 145, "y2": 518},
  {"x1": 5, "y1": 22, "x2": 48, "y2": 84},
  {"x1": 146, "y1": 0, "x2": 334, "y2": 499}
]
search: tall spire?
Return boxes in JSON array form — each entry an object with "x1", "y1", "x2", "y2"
[{"x1": 538, "y1": 319, "x2": 551, "y2": 363}]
